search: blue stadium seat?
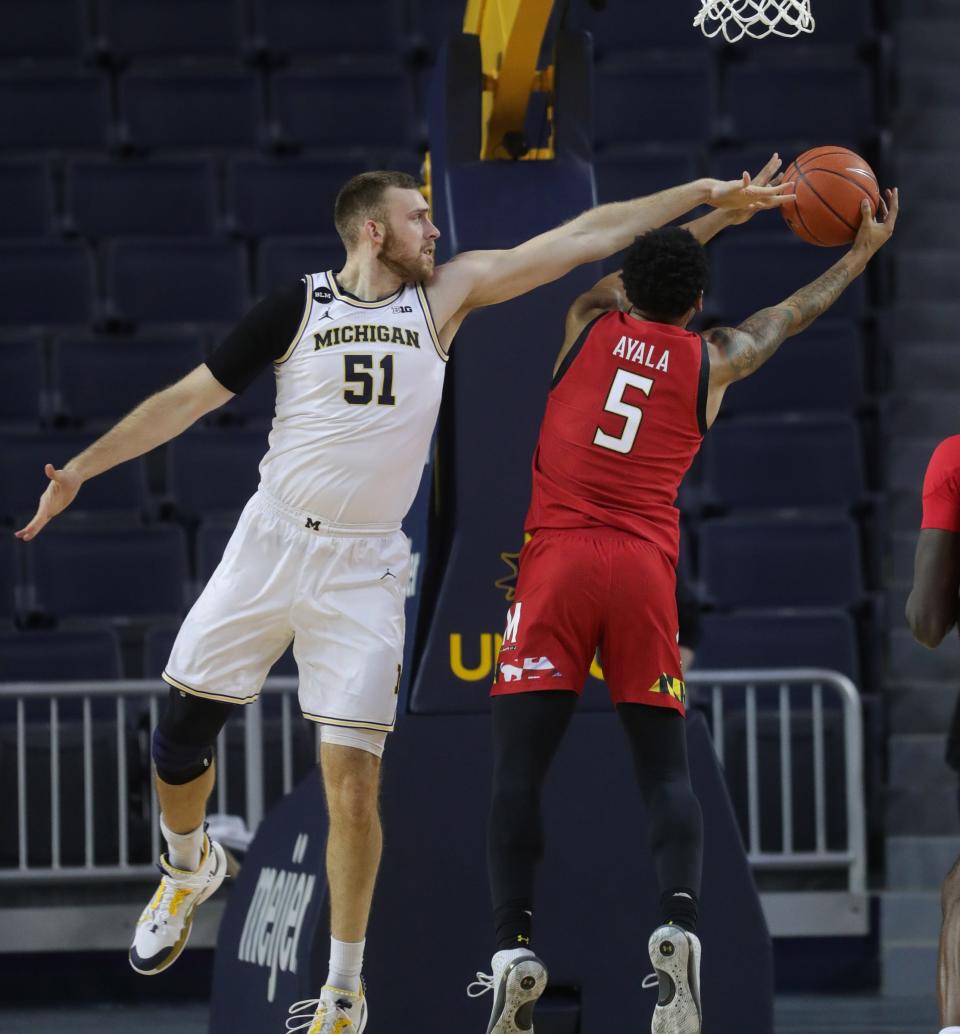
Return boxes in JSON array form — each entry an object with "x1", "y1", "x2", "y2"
[
  {"x1": 0, "y1": 0, "x2": 87, "y2": 59},
  {"x1": 120, "y1": 69, "x2": 261, "y2": 150},
  {"x1": 0, "y1": 339, "x2": 45, "y2": 427},
  {"x1": 700, "y1": 514, "x2": 863, "y2": 608},
  {"x1": 28, "y1": 525, "x2": 188, "y2": 619},
  {"x1": 0, "y1": 627, "x2": 123, "y2": 681},
  {"x1": 727, "y1": 60, "x2": 872, "y2": 143},
  {"x1": 96, "y1": 0, "x2": 243, "y2": 60},
  {"x1": 702, "y1": 415, "x2": 864, "y2": 509},
  {"x1": 594, "y1": 150, "x2": 700, "y2": 205},
  {"x1": 0, "y1": 538, "x2": 15, "y2": 618},
  {"x1": 748, "y1": 0, "x2": 875, "y2": 51},
  {"x1": 143, "y1": 620, "x2": 179, "y2": 677},
  {"x1": 196, "y1": 516, "x2": 237, "y2": 583},
  {"x1": 106, "y1": 239, "x2": 247, "y2": 325},
  {"x1": 574, "y1": 1, "x2": 710, "y2": 58},
  {"x1": 708, "y1": 235, "x2": 866, "y2": 321},
  {"x1": 256, "y1": 238, "x2": 343, "y2": 295},
  {"x1": 51, "y1": 333, "x2": 205, "y2": 425},
  {"x1": 719, "y1": 322, "x2": 864, "y2": 414},
  {"x1": 696, "y1": 609, "x2": 860, "y2": 682},
  {"x1": 227, "y1": 158, "x2": 369, "y2": 237},
  {"x1": 272, "y1": 69, "x2": 413, "y2": 150},
  {"x1": 253, "y1": 0, "x2": 402, "y2": 59},
  {"x1": 167, "y1": 431, "x2": 267, "y2": 518},
  {"x1": 594, "y1": 61, "x2": 713, "y2": 148},
  {"x1": 0, "y1": 73, "x2": 108, "y2": 149},
  {"x1": 0, "y1": 243, "x2": 95, "y2": 326},
  {"x1": 0, "y1": 159, "x2": 54, "y2": 236},
  {"x1": 0, "y1": 433, "x2": 146, "y2": 520},
  {"x1": 66, "y1": 158, "x2": 217, "y2": 238}
]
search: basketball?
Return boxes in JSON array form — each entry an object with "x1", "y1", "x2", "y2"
[{"x1": 780, "y1": 147, "x2": 881, "y2": 247}]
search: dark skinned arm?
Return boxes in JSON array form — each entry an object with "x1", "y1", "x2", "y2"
[{"x1": 906, "y1": 530, "x2": 960, "y2": 648}]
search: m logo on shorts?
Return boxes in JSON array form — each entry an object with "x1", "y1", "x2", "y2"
[
  {"x1": 304, "y1": 517, "x2": 322, "y2": 531},
  {"x1": 502, "y1": 602, "x2": 523, "y2": 645}
]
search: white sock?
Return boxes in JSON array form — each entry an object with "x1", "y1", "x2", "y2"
[
  {"x1": 327, "y1": 937, "x2": 365, "y2": 995},
  {"x1": 160, "y1": 815, "x2": 205, "y2": 873},
  {"x1": 939, "y1": 1028, "x2": 960, "y2": 1033}
]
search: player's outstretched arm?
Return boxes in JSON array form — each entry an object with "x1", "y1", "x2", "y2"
[
  {"x1": 704, "y1": 188, "x2": 898, "y2": 416},
  {"x1": 682, "y1": 154, "x2": 784, "y2": 245},
  {"x1": 428, "y1": 174, "x2": 795, "y2": 325},
  {"x1": 15, "y1": 365, "x2": 234, "y2": 541},
  {"x1": 906, "y1": 530, "x2": 960, "y2": 648}
]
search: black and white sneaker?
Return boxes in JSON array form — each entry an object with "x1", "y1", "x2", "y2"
[
  {"x1": 643, "y1": 925, "x2": 702, "y2": 1034},
  {"x1": 468, "y1": 948, "x2": 548, "y2": 1033}
]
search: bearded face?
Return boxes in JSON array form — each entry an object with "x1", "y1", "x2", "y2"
[{"x1": 376, "y1": 220, "x2": 436, "y2": 283}]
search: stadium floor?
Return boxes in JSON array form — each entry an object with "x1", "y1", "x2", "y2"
[{"x1": 0, "y1": 995, "x2": 940, "y2": 1033}]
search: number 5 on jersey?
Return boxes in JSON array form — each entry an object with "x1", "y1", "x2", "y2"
[
  {"x1": 593, "y1": 369, "x2": 654, "y2": 454},
  {"x1": 344, "y1": 354, "x2": 396, "y2": 406}
]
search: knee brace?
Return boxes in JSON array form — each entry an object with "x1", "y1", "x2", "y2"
[{"x1": 152, "y1": 686, "x2": 234, "y2": 785}]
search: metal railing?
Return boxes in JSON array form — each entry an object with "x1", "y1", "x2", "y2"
[
  {"x1": 687, "y1": 668, "x2": 866, "y2": 909},
  {"x1": 0, "y1": 669, "x2": 866, "y2": 903}
]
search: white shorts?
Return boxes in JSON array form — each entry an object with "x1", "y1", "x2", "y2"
[{"x1": 163, "y1": 491, "x2": 410, "y2": 743}]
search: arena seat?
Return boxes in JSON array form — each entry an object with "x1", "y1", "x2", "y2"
[
  {"x1": 0, "y1": 538, "x2": 15, "y2": 619},
  {"x1": 0, "y1": 73, "x2": 108, "y2": 150},
  {"x1": 574, "y1": 1, "x2": 710, "y2": 58},
  {"x1": 593, "y1": 150, "x2": 699, "y2": 205},
  {"x1": 226, "y1": 158, "x2": 370, "y2": 237},
  {"x1": 708, "y1": 235, "x2": 867, "y2": 321},
  {"x1": 65, "y1": 158, "x2": 217, "y2": 238},
  {"x1": 253, "y1": 0, "x2": 402, "y2": 60},
  {"x1": 51, "y1": 332, "x2": 204, "y2": 426},
  {"x1": 0, "y1": 159, "x2": 54, "y2": 236},
  {"x1": 884, "y1": 392, "x2": 958, "y2": 438},
  {"x1": 896, "y1": 250, "x2": 960, "y2": 302},
  {"x1": 0, "y1": 627, "x2": 123, "y2": 681},
  {"x1": 718, "y1": 322, "x2": 864, "y2": 415},
  {"x1": 195, "y1": 516, "x2": 238, "y2": 584},
  {"x1": 727, "y1": 59, "x2": 872, "y2": 143},
  {"x1": 166, "y1": 431, "x2": 266, "y2": 519},
  {"x1": 272, "y1": 69, "x2": 414, "y2": 150},
  {"x1": 700, "y1": 514, "x2": 864, "y2": 608},
  {"x1": 105, "y1": 239, "x2": 247, "y2": 324},
  {"x1": 593, "y1": 61, "x2": 713, "y2": 148},
  {"x1": 0, "y1": 339, "x2": 45, "y2": 427},
  {"x1": 887, "y1": 436, "x2": 936, "y2": 494},
  {"x1": 27, "y1": 524, "x2": 189, "y2": 619},
  {"x1": 96, "y1": 0, "x2": 244, "y2": 61},
  {"x1": 0, "y1": 242, "x2": 95, "y2": 326},
  {"x1": 0, "y1": 433, "x2": 147, "y2": 520},
  {"x1": 701, "y1": 415, "x2": 865, "y2": 510},
  {"x1": 214, "y1": 359, "x2": 277, "y2": 424},
  {"x1": 696, "y1": 609, "x2": 860, "y2": 682},
  {"x1": 256, "y1": 238, "x2": 343, "y2": 295},
  {"x1": 0, "y1": 0, "x2": 87, "y2": 59},
  {"x1": 119, "y1": 69, "x2": 261, "y2": 150}
]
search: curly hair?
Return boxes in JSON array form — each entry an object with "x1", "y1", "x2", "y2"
[{"x1": 620, "y1": 227, "x2": 709, "y2": 321}]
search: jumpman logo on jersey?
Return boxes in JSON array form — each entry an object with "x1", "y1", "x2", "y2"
[
  {"x1": 380, "y1": 568, "x2": 397, "y2": 580},
  {"x1": 317, "y1": 309, "x2": 333, "y2": 321}
]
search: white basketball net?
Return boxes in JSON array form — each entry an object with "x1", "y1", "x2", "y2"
[{"x1": 694, "y1": 0, "x2": 815, "y2": 42}]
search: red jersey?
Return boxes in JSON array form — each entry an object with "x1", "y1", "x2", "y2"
[
  {"x1": 524, "y1": 311, "x2": 709, "y2": 565},
  {"x1": 921, "y1": 435, "x2": 960, "y2": 532}
]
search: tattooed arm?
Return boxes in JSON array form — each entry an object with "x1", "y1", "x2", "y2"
[{"x1": 702, "y1": 189, "x2": 899, "y2": 427}]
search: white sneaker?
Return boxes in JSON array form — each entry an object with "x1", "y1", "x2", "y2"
[
  {"x1": 287, "y1": 983, "x2": 368, "y2": 1033},
  {"x1": 468, "y1": 948, "x2": 548, "y2": 1033},
  {"x1": 643, "y1": 925, "x2": 702, "y2": 1034},
  {"x1": 129, "y1": 834, "x2": 227, "y2": 975}
]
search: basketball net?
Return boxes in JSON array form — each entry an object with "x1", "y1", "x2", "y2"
[{"x1": 694, "y1": 0, "x2": 815, "y2": 42}]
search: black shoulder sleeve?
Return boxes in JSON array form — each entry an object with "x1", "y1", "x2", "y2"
[{"x1": 206, "y1": 278, "x2": 309, "y2": 394}]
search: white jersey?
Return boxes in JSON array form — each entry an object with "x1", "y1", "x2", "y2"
[{"x1": 258, "y1": 271, "x2": 448, "y2": 526}]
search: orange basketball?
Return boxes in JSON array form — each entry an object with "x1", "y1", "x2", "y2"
[{"x1": 781, "y1": 146, "x2": 881, "y2": 247}]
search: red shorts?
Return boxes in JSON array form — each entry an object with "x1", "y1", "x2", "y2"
[{"x1": 491, "y1": 528, "x2": 686, "y2": 714}]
